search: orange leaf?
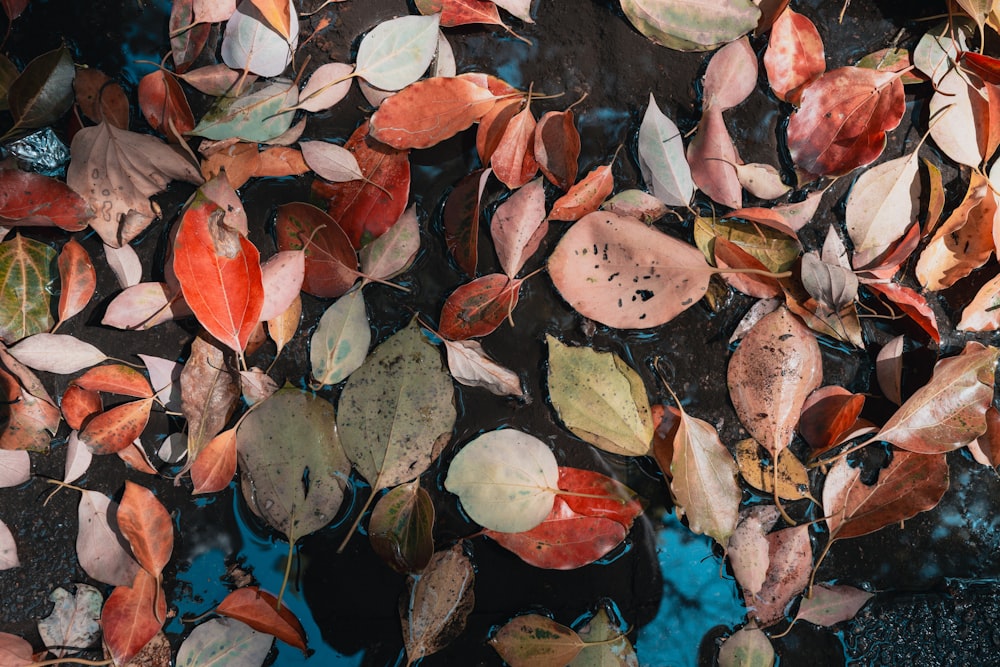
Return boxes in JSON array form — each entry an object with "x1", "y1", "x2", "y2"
[
  {"x1": 799, "y1": 386, "x2": 866, "y2": 455},
  {"x1": 73, "y1": 364, "x2": 153, "y2": 399},
  {"x1": 548, "y1": 163, "x2": 614, "y2": 222},
  {"x1": 0, "y1": 169, "x2": 92, "y2": 231},
  {"x1": 491, "y1": 104, "x2": 539, "y2": 189},
  {"x1": 416, "y1": 0, "x2": 505, "y2": 28},
  {"x1": 370, "y1": 76, "x2": 499, "y2": 149},
  {"x1": 172, "y1": 194, "x2": 264, "y2": 355},
  {"x1": 477, "y1": 96, "x2": 521, "y2": 165},
  {"x1": 255, "y1": 146, "x2": 309, "y2": 179},
  {"x1": 118, "y1": 480, "x2": 174, "y2": 577},
  {"x1": 249, "y1": 0, "x2": 291, "y2": 38},
  {"x1": 763, "y1": 6, "x2": 825, "y2": 104},
  {"x1": 101, "y1": 569, "x2": 167, "y2": 666},
  {"x1": 216, "y1": 586, "x2": 307, "y2": 650},
  {"x1": 137, "y1": 70, "x2": 195, "y2": 143},
  {"x1": 56, "y1": 238, "x2": 96, "y2": 327},
  {"x1": 438, "y1": 273, "x2": 521, "y2": 340},
  {"x1": 190, "y1": 428, "x2": 238, "y2": 495},
  {"x1": 60, "y1": 384, "x2": 102, "y2": 431},
  {"x1": 78, "y1": 398, "x2": 153, "y2": 455}
]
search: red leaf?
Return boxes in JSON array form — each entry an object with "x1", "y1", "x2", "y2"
[
  {"x1": 787, "y1": 67, "x2": 905, "y2": 179},
  {"x1": 477, "y1": 97, "x2": 522, "y2": 166},
  {"x1": 117, "y1": 480, "x2": 174, "y2": 578},
  {"x1": 216, "y1": 586, "x2": 307, "y2": 650},
  {"x1": 60, "y1": 384, "x2": 102, "y2": 430},
  {"x1": 491, "y1": 104, "x2": 539, "y2": 189},
  {"x1": 1, "y1": 0, "x2": 28, "y2": 22},
  {"x1": 190, "y1": 428, "x2": 238, "y2": 495},
  {"x1": 169, "y1": 0, "x2": 211, "y2": 74},
  {"x1": 0, "y1": 169, "x2": 92, "y2": 231},
  {"x1": 534, "y1": 109, "x2": 580, "y2": 190},
  {"x1": 172, "y1": 195, "x2": 264, "y2": 355},
  {"x1": 960, "y1": 51, "x2": 1000, "y2": 84},
  {"x1": 0, "y1": 366, "x2": 57, "y2": 451},
  {"x1": 56, "y1": 238, "x2": 96, "y2": 327},
  {"x1": 485, "y1": 497, "x2": 627, "y2": 569},
  {"x1": 101, "y1": 569, "x2": 166, "y2": 666},
  {"x1": 443, "y1": 168, "x2": 490, "y2": 277},
  {"x1": 799, "y1": 385, "x2": 866, "y2": 455},
  {"x1": 275, "y1": 202, "x2": 358, "y2": 298},
  {"x1": 249, "y1": 0, "x2": 291, "y2": 37},
  {"x1": 416, "y1": 0, "x2": 505, "y2": 28},
  {"x1": 713, "y1": 237, "x2": 782, "y2": 299},
  {"x1": 864, "y1": 281, "x2": 940, "y2": 343},
  {"x1": 78, "y1": 398, "x2": 153, "y2": 455},
  {"x1": 491, "y1": 177, "x2": 547, "y2": 278},
  {"x1": 0, "y1": 631, "x2": 32, "y2": 666},
  {"x1": 312, "y1": 120, "x2": 410, "y2": 248},
  {"x1": 438, "y1": 273, "x2": 521, "y2": 340},
  {"x1": 764, "y1": 6, "x2": 825, "y2": 104},
  {"x1": 370, "y1": 76, "x2": 499, "y2": 149},
  {"x1": 547, "y1": 163, "x2": 614, "y2": 222},
  {"x1": 138, "y1": 70, "x2": 195, "y2": 143},
  {"x1": 556, "y1": 467, "x2": 643, "y2": 527},
  {"x1": 73, "y1": 364, "x2": 153, "y2": 399}
]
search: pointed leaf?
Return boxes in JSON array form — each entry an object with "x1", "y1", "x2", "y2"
[
  {"x1": 78, "y1": 398, "x2": 153, "y2": 455},
  {"x1": 190, "y1": 428, "x2": 238, "y2": 495},
  {"x1": 492, "y1": 104, "x2": 539, "y2": 189},
  {"x1": 846, "y1": 151, "x2": 920, "y2": 267},
  {"x1": 0, "y1": 169, "x2": 91, "y2": 231},
  {"x1": 548, "y1": 163, "x2": 615, "y2": 222},
  {"x1": 438, "y1": 273, "x2": 521, "y2": 340},
  {"x1": 490, "y1": 614, "x2": 584, "y2": 667},
  {"x1": 360, "y1": 205, "x2": 420, "y2": 282},
  {"x1": 102, "y1": 282, "x2": 192, "y2": 330},
  {"x1": 0, "y1": 519, "x2": 17, "y2": 569},
  {"x1": 492, "y1": 177, "x2": 547, "y2": 278},
  {"x1": 764, "y1": 6, "x2": 825, "y2": 104},
  {"x1": 258, "y1": 250, "x2": 304, "y2": 322},
  {"x1": 76, "y1": 490, "x2": 140, "y2": 587},
  {"x1": 296, "y1": 62, "x2": 354, "y2": 112},
  {"x1": 137, "y1": 70, "x2": 195, "y2": 142},
  {"x1": 101, "y1": 569, "x2": 166, "y2": 666},
  {"x1": 56, "y1": 239, "x2": 96, "y2": 326},
  {"x1": 718, "y1": 626, "x2": 774, "y2": 667},
  {"x1": 276, "y1": 202, "x2": 358, "y2": 298},
  {"x1": 637, "y1": 94, "x2": 693, "y2": 207},
  {"x1": 117, "y1": 481, "x2": 173, "y2": 578},
  {"x1": 444, "y1": 168, "x2": 490, "y2": 276},
  {"x1": 688, "y1": 107, "x2": 742, "y2": 209},
  {"x1": 300, "y1": 140, "x2": 363, "y2": 182},
  {"x1": 191, "y1": 79, "x2": 298, "y2": 143},
  {"x1": 355, "y1": 14, "x2": 441, "y2": 91},
  {"x1": 0, "y1": 234, "x2": 56, "y2": 343},
  {"x1": 215, "y1": 586, "x2": 306, "y2": 650},
  {"x1": 221, "y1": 0, "x2": 298, "y2": 77},
  {"x1": 310, "y1": 288, "x2": 370, "y2": 387},
  {"x1": 795, "y1": 584, "x2": 873, "y2": 627},
  {"x1": 370, "y1": 479, "x2": 435, "y2": 574},
  {"x1": 5, "y1": 46, "x2": 74, "y2": 140},
  {"x1": 443, "y1": 338, "x2": 523, "y2": 397},
  {"x1": 535, "y1": 109, "x2": 580, "y2": 190},
  {"x1": 176, "y1": 617, "x2": 273, "y2": 667},
  {"x1": 73, "y1": 364, "x2": 153, "y2": 399},
  {"x1": 0, "y1": 448, "x2": 29, "y2": 487},
  {"x1": 400, "y1": 544, "x2": 475, "y2": 663},
  {"x1": 748, "y1": 525, "x2": 812, "y2": 627},
  {"x1": 703, "y1": 36, "x2": 757, "y2": 111},
  {"x1": 8, "y1": 334, "x2": 106, "y2": 374}
]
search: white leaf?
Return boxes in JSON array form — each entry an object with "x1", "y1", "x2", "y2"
[
  {"x1": 221, "y1": 0, "x2": 299, "y2": 77},
  {"x1": 63, "y1": 431, "x2": 92, "y2": 484},
  {"x1": 638, "y1": 93, "x2": 694, "y2": 207},
  {"x1": 734, "y1": 162, "x2": 790, "y2": 200},
  {"x1": 929, "y1": 67, "x2": 984, "y2": 168},
  {"x1": 76, "y1": 490, "x2": 140, "y2": 586},
  {"x1": 8, "y1": 334, "x2": 106, "y2": 374},
  {"x1": 259, "y1": 250, "x2": 305, "y2": 322},
  {"x1": 102, "y1": 282, "x2": 192, "y2": 330},
  {"x1": 355, "y1": 14, "x2": 441, "y2": 91},
  {"x1": 493, "y1": 0, "x2": 534, "y2": 23},
  {"x1": 300, "y1": 141, "x2": 364, "y2": 182},
  {"x1": 37, "y1": 584, "x2": 103, "y2": 658},
  {"x1": 138, "y1": 354, "x2": 183, "y2": 412},
  {"x1": 103, "y1": 242, "x2": 142, "y2": 288},
  {"x1": 444, "y1": 339, "x2": 524, "y2": 398},
  {"x1": 490, "y1": 177, "x2": 548, "y2": 278},
  {"x1": 310, "y1": 288, "x2": 370, "y2": 387},
  {"x1": 846, "y1": 151, "x2": 920, "y2": 267},
  {"x1": 0, "y1": 449, "x2": 29, "y2": 488},
  {"x1": 176, "y1": 618, "x2": 273, "y2": 667},
  {"x1": 432, "y1": 32, "x2": 457, "y2": 77},
  {"x1": 0, "y1": 519, "x2": 18, "y2": 569},
  {"x1": 444, "y1": 429, "x2": 558, "y2": 533}
]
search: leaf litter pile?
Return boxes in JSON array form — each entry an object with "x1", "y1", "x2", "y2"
[{"x1": 1, "y1": 0, "x2": 1000, "y2": 665}]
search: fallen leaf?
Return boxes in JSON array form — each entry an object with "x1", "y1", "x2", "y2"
[
  {"x1": 491, "y1": 102, "x2": 539, "y2": 189},
  {"x1": 191, "y1": 79, "x2": 298, "y2": 143},
  {"x1": 718, "y1": 624, "x2": 774, "y2": 667},
  {"x1": 570, "y1": 607, "x2": 638, "y2": 667},
  {"x1": 101, "y1": 569, "x2": 166, "y2": 666},
  {"x1": 37, "y1": 584, "x2": 102, "y2": 658},
  {"x1": 548, "y1": 162, "x2": 615, "y2": 222},
  {"x1": 215, "y1": 586, "x2": 306, "y2": 650},
  {"x1": 360, "y1": 205, "x2": 420, "y2": 283},
  {"x1": 727, "y1": 505, "x2": 780, "y2": 597},
  {"x1": 845, "y1": 150, "x2": 920, "y2": 268},
  {"x1": 0, "y1": 448, "x2": 29, "y2": 487},
  {"x1": 0, "y1": 169, "x2": 91, "y2": 231},
  {"x1": 78, "y1": 398, "x2": 154, "y2": 455},
  {"x1": 601, "y1": 189, "x2": 668, "y2": 224},
  {"x1": 102, "y1": 282, "x2": 191, "y2": 330},
  {"x1": 799, "y1": 386, "x2": 868, "y2": 455},
  {"x1": 400, "y1": 544, "x2": 475, "y2": 663},
  {"x1": 748, "y1": 524, "x2": 812, "y2": 627},
  {"x1": 369, "y1": 479, "x2": 434, "y2": 574},
  {"x1": 275, "y1": 201, "x2": 358, "y2": 298},
  {"x1": 0, "y1": 519, "x2": 17, "y2": 569},
  {"x1": 0, "y1": 632, "x2": 33, "y2": 666},
  {"x1": 438, "y1": 273, "x2": 522, "y2": 340},
  {"x1": 0, "y1": 234, "x2": 56, "y2": 343},
  {"x1": 703, "y1": 36, "x2": 757, "y2": 111},
  {"x1": 137, "y1": 70, "x2": 195, "y2": 142},
  {"x1": 55, "y1": 238, "x2": 96, "y2": 328},
  {"x1": 175, "y1": 617, "x2": 273, "y2": 666},
  {"x1": 299, "y1": 140, "x2": 363, "y2": 182},
  {"x1": 735, "y1": 438, "x2": 813, "y2": 502},
  {"x1": 534, "y1": 108, "x2": 580, "y2": 190},
  {"x1": 794, "y1": 584, "x2": 873, "y2": 627},
  {"x1": 295, "y1": 62, "x2": 355, "y2": 112},
  {"x1": 444, "y1": 168, "x2": 491, "y2": 276},
  {"x1": 763, "y1": 6, "x2": 825, "y2": 104},
  {"x1": 170, "y1": 0, "x2": 211, "y2": 74},
  {"x1": 258, "y1": 250, "x2": 304, "y2": 322},
  {"x1": 687, "y1": 107, "x2": 742, "y2": 209},
  {"x1": 490, "y1": 614, "x2": 584, "y2": 667},
  {"x1": 4, "y1": 46, "x2": 74, "y2": 141},
  {"x1": 443, "y1": 338, "x2": 523, "y2": 398},
  {"x1": 619, "y1": 0, "x2": 760, "y2": 51},
  {"x1": 181, "y1": 334, "x2": 240, "y2": 459},
  {"x1": 76, "y1": 490, "x2": 140, "y2": 587},
  {"x1": 221, "y1": 0, "x2": 298, "y2": 77},
  {"x1": 310, "y1": 287, "x2": 370, "y2": 387},
  {"x1": 491, "y1": 177, "x2": 547, "y2": 278},
  {"x1": 637, "y1": 93, "x2": 693, "y2": 207},
  {"x1": 354, "y1": 14, "x2": 441, "y2": 91},
  {"x1": 190, "y1": 428, "x2": 238, "y2": 495}
]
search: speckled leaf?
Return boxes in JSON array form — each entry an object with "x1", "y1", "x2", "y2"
[
  {"x1": 490, "y1": 614, "x2": 584, "y2": 667},
  {"x1": 181, "y1": 335, "x2": 240, "y2": 459},
  {"x1": 547, "y1": 335, "x2": 653, "y2": 456},
  {"x1": 310, "y1": 288, "x2": 370, "y2": 387},
  {"x1": 637, "y1": 94, "x2": 693, "y2": 207},
  {"x1": 445, "y1": 429, "x2": 558, "y2": 532},
  {"x1": 400, "y1": 544, "x2": 475, "y2": 664},
  {"x1": 0, "y1": 234, "x2": 55, "y2": 343},
  {"x1": 748, "y1": 524, "x2": 812, "y2": 627},
  {"x1": 547, "y1": 211, "x2": 714, "y2": 329},
  {"x1": 355, "y1": 14, "x2": 441, "y2": 91},
  {"x1": 78, "y1": 398, "x2": 153, "y2": 455},
  {"x1": 735, "y1": 438, "x2": 813, "y2": 502},
  {"x1": 37, "y1": 585, "x2": 102, "y2": 658},
  {"x1": 370, "y1": 479, "x2": 434, "y2": 574},
  {"x1": 718, "y1": 625, "x2": 774, "y2": 667},
  {"x1": 176, "y1": 617, "x2": 273, "y2": 667},
  {"x1": 0, "y1": 519, "x2": 17, "y2": 569},
  {"x1": 569, "y1": 607, "x2": 638, "y2": 667},
  {"x1": 794, "y1": 584, "x2": 873, "y2": 627},
  {"x1": 237, "y1": 386, "x2": 351, "y2": 540},
  {"x1": 620, "y1": 0, "x2": 760, "y2": 51}
]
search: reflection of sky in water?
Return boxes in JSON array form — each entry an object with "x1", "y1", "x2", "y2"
[
  {"x1": 635, "y1": 512, "x2": 745, "y2": 667},
  {"x1": 121, "y1": 0, "x2": 172, "y2": 84}
]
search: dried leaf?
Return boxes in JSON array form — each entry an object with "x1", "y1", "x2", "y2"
[
  {"x1": 491, "y1": 177, "x2": 547, "y2": 278},
  {"x1": 794, "y1": 584, "x2": 873, "y2": 627},
  {"x1": 76, "y1": 490, "x2": 140, "y2": 587},
  {"x1": 117, "y1": 481, "x2": 173, "y2": 578},
  {"x1": 176, "y1": 617, "x2": 273, "y2": 666},
  {"x1": 221, "y1": 0, "x2": 298, "y2": 77},
  {"x1": 191, "y1": 79, "x2": 298, "y2": 143},
  {"x1": 215, "y1": 587, "x2": 306, "y2": 650},
  {"x1": 718, "y1": 625, "x2": 774, "y2": 667},
  {"x1": 534, "y1": 108, "x2": 580, "y2": 190},
  {"x1": 275, "y1": 201, "x2": 358, "y2": 298},
  {"x1": 370, "y1": 480, "x2": 434, "y2": 574},
  {"x1": 400, "y1": 544, "x2": 475, "y2": 663},
  {"x1": 619, "y1": 0, "x2": 760, "y2": 51},
  {"x1": 846, "y1": 150, "x2": 920, "y2": 268},
  {"x1": 444, "y1": 168, "x2": 491, "y2": 276},
  {"x1": 548, "y1": 163, "x2": 615, "y2": 222},
  {"x1": 190, "y1": 428, "x2": 238, "y2": 494},
  {"x1": 438, "y1": 273, "x2": 521, "y2": 340},
  {"x1": 443, "y1": 338, "x2": 523, "y2": 398},
  {"x1": 688, "y1": 107, "x2": 742, "y2": 209},
  {"x1": 181, "y1": 334, "x2": 240, "y2": 458},
  {"x1": 360, "y1": 205, "x2": 420, "y2": 283},
  {"x1": 490, "y1": 614, "x2": 584, "y2": 667},
  {"x1": 8, "y1": 334, "x2": 106, "y2": 374},
  {"x1": 0, "y1": 519, "x2": 17, "y2": 569},
  {"x1": 735, "y1": 438, "x2": 813, "y2": 502},
  {"x1": 0, "y1": 169, "x2": 91, "y2": 231},
  {"x1": 727, "y1": 505, "x2": 780, "y2": 597},
  {"x1": 0, "y1": 234, "x2": 56, "y2": 343},
  {"x1": 748, "y1": 524, "x2": 812, "y2": 627},
  {"x1": 296, "y1": 62, "x2": 354, "y2": 112},
  {"x1": 703, "y1": 36, "x2": 757, "y2": 111}
]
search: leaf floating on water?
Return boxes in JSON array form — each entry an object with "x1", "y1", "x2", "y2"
[
  {"x1": 3, "y1": 45, "x2": 75, "y2": 141},
  {"x1": 438, "y1": 273, "x2": 521, "y2": 340},
  {"x1": 569, "y1": 607, "x2": 638, "y2": 666},
  {"x1": 76, "y1": 490, "x2": 140, "y2": 587},
  {"x1": 400, "y1": 544, "x2": 475, "y2": 665},
  {"x1": 276, "y1": 201, "x2": 358, "y2": 299},
  {"x1": 360, "y1": 205, "x2": 420, "y2": 283},
  {"x1": 117, "y1": 481, "x2": 174, "y2": 578},
  {"x1": 445, "y1": 428, "x2": 558, "y2": 533},
  {"x1": 0, "y1": 169, "x2": 91, "y2": 231},
  {"x1": 637, "y1": 93, "x2": 693, "y2": 207},
  {"x1": 181, "y1": 334, "x2": 240, "y2": 459},
  {"x1": 221, "y1": 0, "x2": 298, "y2": 77},
  {"x1": 296, "y1": 62, "x2": 355, "y2": 112},
  {"x1": 794, "y1": 583, "x2": 874, "y2": 627},
  {"x1": 619, "y1": 0, "x2": 760, "y2": 51},
  {"x1": 717, "y1": 624, "x2": 774, "y2": 667},
  {"x1": 354, "y1": 14, "x2": 441, "y2": 91},
  {"x1": 546, "y1": 335, "x2": 653, "y2": 456},
  {"x1": 190, "y1": 79, "x2": 298, "y2": 143},
  {"x1": 534, "y1": 108, "x2": 581, "y2": 191},
  {"x1": 490, "y1": 614, "x2": 585, "y2": 667},
  {"x1": 443, "y1": 338, "x2": 524, "y2": 398},
  {"x1": 370, "y1": 479, "x2": 434, "y2": 574},
  {"x1": 56, "y1": 238, "x2": 96, "y2": 328},
  {"x1": 175, "y1": 617, "x2": 273, "y2": 667},
  {"x1": 101, "y1": 569, "x2": 167, "y2": 666},
  {"x1": 8, "y1": 334, "x2": 106, "y2": 374},
  {"x1": 763, "y1": 6, "x2": 825, "y2": 104},
  {"x1": 491, "y1": 177, "x2": 547, "y2": 278},
  {"x1": 727, "y1": 505, "x2": 780, "y2": 597},
  {"x1": 310, "y1": 287, "x2": 370, "y2": 387},
  {"x1": 215, "y1": 586, "x2": 306, "y2": 650},
  {"x1": 0, "y1": 632, "x2": 33, "y2": 667},
  {"x1": 734, "y1": 438, "x2": 813, "y2": 502},
  {"x1": 747, "y1": 524, "x2": 812, "y2": 627},
  {"x1": 703, "y1": 36, "x2": 757, "y2": 112}
]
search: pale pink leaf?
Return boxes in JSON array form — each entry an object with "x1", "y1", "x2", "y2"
[
  {"x1": 795, "y1": 583, "x2": 874, "y2": 627},
  {"x1": 297, "y1": 63, "x2": 355, "y2": 112},
  {"x1": 0, "y1": 632, "x2": 33, "y2": 666},
  {"x1": 687, "y1": 107, "x2": 742, "y2": 210},
  {"x1": 77, "y1": 490, "x2": 140, "y2": 587},
  {"x1": 748, "y1": 524, "x2": 812, "y2": 627},
  {"x1": 774, "y1": 189, "x2": 824, "y2": 232},
  {"x1": 300, "y1": 140, "x2": 364, "y2": 182},
  {"x1": 63, "y1": 430, "x2": 92, "y2": 484},
  {"x1": 443, "y1": 339, "x2": 524, "y2": 398},
  {"x1": 259, "y1": 250, "x2": 305, "y2": 322},
  {"x1": 876, "y1": 335, "x2": 905, "y2": 405},
  {"x1": 102, "y1": 282, "x2": 193, "y2": 330},
  {"x1": 703, "y1": 36, "x2": 758, "y2": 111},
  {"x1": 137, "y1": 354, "x2": 184, "y2": 412},
  {"x1": 491, "y1": 177, "x2": 548, "y2": 278},
  {"x1": 8, "y1": 334, "x2": 107, "y2": 374},
  {"x1": 240, "y1": 367, "x2": 278, "y2": 405},
  {"x1": 0, "y1": 519, "x2": 18, "y2": 569},
  {"x1": 193, "y1": 0, "x2": 236, "y2": 23},
  {"x1": 0, "y1": 448, "x2": 30, "y2": 487},
  {"x1": 726, "y1": 505, "x2": 779, "y2": 597},
  {"x1": 734, "y1": 162, "x2": 790, "y2": 200},
  {"x1": 929, "y1": 67, "x2": 985, "y2": 168},
  {"x1": 104, "y1": 242, "x2": 143, "y2": 288}
]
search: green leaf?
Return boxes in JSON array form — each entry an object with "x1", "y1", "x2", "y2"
[
  {"x1": 309, "y1": 288, "x2": 370, "y2": 387},
  {"x1": 569, "y1": 608, "x2": 638, "y2": 667},
  {"x1": 444, "y1": 429, "x2": 559, "y2": 533},
  {"x1": 369, "y1": 479, "x2": 434, "y2": 574},
  {"x1": 338, "y1": 318, "x2": 456, "y2": 492},
  {"x1": 0, "y1": 234, "x2": 56, "y2": 344},
  {"x1": 718, "y1": 625, "x2": 774, "y2": 667},
  {"x1": 354, "y1": 14, "x2": 441, "y2": 91},
  {"x1": 546, "y1": 335, "x2": 653, "y2": 456},
  {"x1": 236, "y1": 385, "x2": 351, "y2": 541},
  {"x1": 3, "y1": 45, "x2": 75, "y2": 141},
  {"x1": 619, "y1": 0, "x2": 760, "y2": 51},
  {"x1": 190, "y1": 79, "x2": 297, "y2": 142},
  {"x1": 176, "y1": 618, "x2": 273, "y2": 667}
]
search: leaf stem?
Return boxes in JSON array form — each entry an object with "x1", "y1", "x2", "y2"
[
  {"x1": 336, "y1": 488, "x2": 377, "y2": 554},
  {"x1": 27, "y1": 659, "x2": 113, "y2": 667},
  {"x1": 276, "y1": 537, "x2": 296, "y2": 608}
]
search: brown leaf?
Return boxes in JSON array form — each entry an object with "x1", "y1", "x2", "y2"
[
  {"x1": 534, "y1": 108, "x2": 580, "y2": 190},
  {"x1": 399, "y1": 544, "x2": 475, "y2": 664},
  {"x1": 101, "y1": 569, "x2": 166, "y2": 666},
  {"x1": 181, "y1": 334, "x2": 240, "y2": 459},
  {"x1": 73, "y1": 69, "x2": 129, "y2": 129},
  {"x1": 799, "y1": 385, "x2": 869, "y2": 455},
  {"x1": 491, "y1": 103, "x2": 539, "y2": 189}
]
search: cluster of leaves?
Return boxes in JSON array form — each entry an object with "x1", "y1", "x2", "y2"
[{"x1": 1, "y1": 0, "x2": 1000, "y2": 664}]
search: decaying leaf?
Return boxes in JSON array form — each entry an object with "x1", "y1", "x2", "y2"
[
  {"x1": 490, "y1": 614, "x2": 585, "y2": 667},
  {"x1": 400, "y1": 544, "x2": 475, "y2": 664}
]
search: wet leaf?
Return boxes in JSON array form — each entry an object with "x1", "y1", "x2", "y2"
[
  {"x1": 735, "y1": 438, "x2": 813, "y2": 502},
  {"x1": 548, "y1": 162, "x2": 615, "y2": 222},
  {"x1": 369, "y1": 479, "x2": 434, "y2": 574},
  {"x1": 73, "y1": 364, "x2": 152, "y2": 398},
  {"x1": 438, "y1": 273, "x2": 521, "y2": 340},
  {"x1": 191, "y1": 79, "x2": 298, "y2": 143},
  {"x1": 687, "y1": 107, "x2": 742, "y2": 209},
  {"x1": 181, "y1": 334, "x2": 240, "y2": 458},
  {"x1": 0, "y1": 448, "x2": 29, "y2": 487},
  {"x1": 0, "y1": 347, "x2": 60, "y2": 451},
  {"x1": 0, "y1": 169, "x2": 91, "y2": 231},
  {"x1": 492, "y1": 103, "x2": 539, "y2": 189},
  {"x1": 221, "y1": 0, "x2": 298, "y2": 77},
  {"x1": 0, "y1": 519, "x2": 17, "y2": 569},
  {"x1": 215, "y1": 586, "x2": 306, "y2": 650},
  {"x1": 748, "y1": 524, "x2": 811, "y2": 627},
  {"x1": 370, "y1": 76, "x2": 499, "y2": 149},
  {"x1": 445, "y1": 428, "x2": 558, "y2": 532},
  {"x1": 876, "y1": 335, "x2": 905, "y2": 405},
  {"x1": 176, "y1": 617, "x2": 273, "y2": 667},
  {"x1": 824, "y1": 448, "x2": 949, "y2": 540},
  {"x1": 535, "y1": 108, "x2": 580, "y2": 190},
  {"x1": 669, "y1": 398, "x2": 741, "y2": 546},
  {"x1": 727, "y1": 307, "x2": 822, "y2": 456},
  {"x1": 190, "y1": 427, "x2": 237, "y2": 495},
  {"x1": 763, "y1": 6, "x2": 825, "y2": 104},
  {"x1": 570, "y1": 607, "x2": 637, "y2": 667},
  {"x1": 548, "y1": 211, "x2": 714, "y2": 329},
  {"x1": 727, "y1": 505, "x2": 780, "y2": 597},
  {"x1": 78, "y1": 398, "x2": 153, "y2": 455},
  {"x1": 703, "y1": 37, "x2": 757, "y2": 111},
  {"x1": 300, "y1": 140, "x2": 363, "y2": 182},
  {"x1": 875, "y1": 342, "x2": 999, "y2": 454},
  {"x1": 138, "y1": 70, "x2": 195, "y2": 142},
  {"x1": 637, "y1": 93, "x2": 693, "y2": 207},
  {"x1": 8, "y1": 334, "x2": 106, "y2": 374},
  {"x1": 492, "y1": 177, "x2": 547, "y2": 278},
  {"x1": 116, "y1": 481, "x2": 173, "y2": 578},
  {"x1": 0, "y1": 632, "x2": 33, "y2": 666},
  {"x1": 444, "y1": 168, "x2": 491, "y2": 276},
  {"x1": 799, "y1": 386, "x2": 868, "y2": 455},
  {"x1": 478, "y1": 97, "x2": 522, "y2": 166},
  {"x1": 4, "y1": 46, "x2": 74, "y2": 141},
  {"x1": 170, "y1": 0, "x2": 211, "y2": 73},
  {"x1": 310, "y1": 287, "x2": 370, "y2": 387},
  {"x1": 959, "y1": 273, "x2": 1000, "y2": 331},
  {"x1": 787, "y1": 67, "x2": 905, "y2": 179},
  {"x1": 794, "y1": 584, "x2": 873, "y2": 627},
  {"x1": 928, "y1": 65, "x2": 995, "y2": 168},
  {"x1": 490, "y1": 614, "x2": 584, "y2": 667},
  {"x1": 193, "y1": 0, "x2": 236, "y2": 24},
  {"x1": 101, "y1": 569, "x2": 166, "y2": 666},
  {"x1": 258, "y1": 250, "x2": 304, "y2": 323},
  {"x1": 266, "y1": 294, "x2": 300, "y2": 357},
  {"x1": 72, "y1": 69, "x2": 128, "y2": 129},
  {"x1": 56, "y1": 238, "x2": 96, "y2": 328},
  {"x1": 0, "y1": 234, "x2": 55, "y2": 343},
  {"x1": 400, "y1": 544, "x2": 475, "y2": 663},
  {"x1": 340, "y1": 320, "x2": 455, "y2": 495},
  {"x1": 355, "y1": 14, "x2": 441, "y2": 91},
  {"x1": 76, "y1": 490, "x2": 140, "y2": 587},
  {"x1": 845, "y1": 150, "x2": 920, "y2": 268},
  {"x1": 67, "y1": 121, "x2": 203, "y2": 247},
  {"x1": 620, "y1": 0, "x2": 760, "y2": 51},
  {"x1": 276, "y1": 202, "x2": 358, "y2": 298},
  {"x1": 179, "y1": 64, "x2": 249, "y2": 96},
  {"x1": 443, "y1": 338, "x2": 523, "y2": 397},
  {"x1": 733, "y1": 162, "x2": 790, "y2": 201},
  {"x1": 718, "y1": 625, "x2": 774, "y2": 667},
  {"x1": 238, "y1": 386, "x2": 350, "y2": 540},
  {"x1": 38, "y1": 584, "x2": 102, "y2": 659},
  {"x1": 102, "y1": 282, "x2": 192, "y2": 330},
  {"x1": 173, "y1": 194, "x2": 265, "y2": 354},
  {"x1": 547, "y1": 335, "x2": 653, "y2": 456},
  {"x1": 360, "y1": 205, "x2": 419, "y2": 283},
  {"x1": 601, "y1": 189, "x2": 668, "y2": 224},
  {"x1": 312, "y1": 120, "x2": 410, "y2": 248}
]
